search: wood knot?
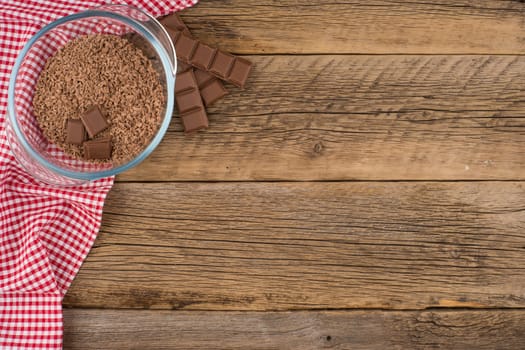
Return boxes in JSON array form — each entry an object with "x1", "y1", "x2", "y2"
[
  {"x1": 321, "y1": 335, "x2": 334, "y2": 348},
  {"x1": 313, "y1": 142, "x2": 324, "y2": 154}
]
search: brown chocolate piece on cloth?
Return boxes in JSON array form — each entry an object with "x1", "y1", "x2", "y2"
[
  {"x1": 227, "y1": 57, "x2": 253, "y2": 89},
  {"x1": 80, "y1": 106, "x2": 108, "y2": 138},
  {"x1": 200, "y1": 79, "x2": 228, "y2": 106},
  {"x1": 181, "y1": 108, "x2": 208, "y2": 133},
  {"x1": 66, "y1": 119, "x2": 86, "y2": 145},
  {"x1": 83, "y1": 137, "x2": 112, "y2": 160}
]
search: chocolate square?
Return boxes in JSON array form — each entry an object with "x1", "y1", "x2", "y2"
[
  {"x1": 200, "y1": 79, "x2": 228, "y2": 106},
  {"x1": 181, "y1": 108, "x2": 209, "y2": 133},
  {"x1": 80, "y1": 106, "x2": 108, "y2": 138},
  {"x1": 83, "y1": 137, "x2": 112, "y2": 160},
  {"x1": 66, "y1": 119, "x2": 86, "y2": 145},
  {"x1": 177, "y1": 61, "x2": 192, "y2": 73},
  {"x1": 209, "y1": 50, "x2": 235, "y2": 79},
  {"x1": 175, "y1": 34, "x2": 197, "y2": 62},
  {"x1": 165, "y1": 26, "x2": 180, "y2": 43},
  {"x1": 194, "y1": 69, "x2": 215, "y2": 88},
  {"x1": 228, "y1": 57, "x2": 253, "y2": 88},
  {"x1": 175, "y1": 70, "x2": 198, "y2": 94},
  {"x1": 160, "y1": 13, "x2": 187, "y2": 32},
  {"x1": 176, "y1": 88, "x2": 202, "y2": 114},
  {"x1": 191, "y1": 42, "x2": 217, "y2": 70}
]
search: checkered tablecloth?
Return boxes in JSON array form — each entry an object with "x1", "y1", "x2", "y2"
[{"x1": 0, "y1": 1, "x2": 196, "y2": 348}]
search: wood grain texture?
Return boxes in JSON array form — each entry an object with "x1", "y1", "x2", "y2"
[
  {"x1": 64, "y1": 182, "x2": 525, "y2": 310},
  {"x1": 63, "y1": 309, "x2": 525, "y2": 349},
  {"x1": 180, "y1": 0, "x2": 525, "y2": 54},
  {"x1": 118, "y1": 55, "x2": 525, "y2": 182},
  {"x1": 63, "y1": 2, "x2": 525, "y2": 346}
]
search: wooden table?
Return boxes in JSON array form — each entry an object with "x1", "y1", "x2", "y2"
[{"x1": 63, "y1": 1, "x2": 525, "y2": 348}]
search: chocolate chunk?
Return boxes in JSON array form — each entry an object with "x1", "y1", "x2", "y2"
[
  {"x1": 191, "y1": 42, "x2": 217, "y2": 70},
  {"x1": 173, "y1": 69, "x2": 209, "y2": 132},
  {"x1": 66, "y1": 119, "x2": 86, "y2": 145},
  {"x1": 175, "y1": 33, "x2": 197, "y2": 62},
  {"x1": 200, "y1": 79, "x2": 228, "y2": 106},
  {"x1": 195, "y1": 72, "x2": 228, "y2": 105},
  {"x1": 83, "y1": 137, "x2": 112, "y2": 159},
  {"x1": 80, "y1": 106, "x2": 108, "y2": 138},
  {"x1": 176, "y1": 88, "x2": 202, "y2": 114},
  {"x1": 175, "y1": 69, "x2": 198, "y2": 94},
  {"x1": 177, "y1": 61, "x2": 192, "y2": 73},
  {"x1": 160, "y1": 13, "x2": 253, "y2": 89},
  {"x1": 194, "y1": 69, "x2": 215, "y2": 88},
  {"x1": 165, "y1": 26, "x2": 180, "y2": 43},
  {"x1": 228, "y1": 57, "x2": 253, "y2": 88},
  {"x1": 181, "y1": 108, "x2": 209, "y2": 133},
  {"x1": 160, "y1": 13, "x2": 190, "y2": 35},
  {"x1": 209, "y1": 51, "x2": 235, "y2": 79},
  {"x1": 159, "y1": 14, "x2": 228, "y2": 104}
]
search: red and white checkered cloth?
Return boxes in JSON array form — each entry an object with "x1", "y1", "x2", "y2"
[{"x1": 0, "y1": 1, "x2": 196, "y2": 349}]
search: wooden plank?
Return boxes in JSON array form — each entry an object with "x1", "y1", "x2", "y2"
[
  {"x1": 63, "y1": 309, "x2": 525, "y2": 349},
  {"x1": 64, "y1": 182, "x2": 525, "y2": 310},
  {"x1": 180, "y1": 0, "x2": 525, "y2": 54},
  {"x1": 117, "y1": 55, "x2": 525, "y2": 182}
]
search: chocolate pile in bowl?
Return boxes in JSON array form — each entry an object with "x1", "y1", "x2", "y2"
[{"x1": 33, "y1": 34, "x2": 165, "y2": 163}]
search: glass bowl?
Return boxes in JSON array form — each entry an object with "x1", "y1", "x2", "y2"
[{"x1": 6, "y1": 4, "x2": 176, "y2": 186}]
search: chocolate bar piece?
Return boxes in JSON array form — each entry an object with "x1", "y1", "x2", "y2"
[
  {"x1": 209, "y1": 50, "x2": 235, "y2": 79},
  {"x1": 161, "y1": 13, "x2": 228, "y2": 106},
  {"x1": 175, "y1": 69, "x2": 198, "y2": 94},
  {"x1": 174, "y1": 69, "x2": 209, "y2": 132},
  {"x1": 227, "y1": 57, "x2": 253, "y2": 89},
  {"x1": 193, "y1": 69, "x2": 228, "y2": 103},
  {"x1": 164, "y1": 26, "x2": 181, "y2": 44},
  {"x1": 192, "y1": 42, "x2": 217, "y2": 70},
  {"x1": 80, "y1": 106, "x2": 108, "y2": 138},
  {"x1": 66, "y1": 119, "x2": 86, "y2": 145},
  {"x1": 193, "y1": 69, "x2": 215, "y2": 88},
  {"x1": 176, "y1": 89, "x2": 202, "y2": 114},
  {"x1": 160, "y1": 13, "x2": 190, "y2": 35},
  {"x1": 177, "y1": 61, "x2": 192, "y2": 73},
  {"x1": 170, "y1": 29, "x2": 253, "y2": 89},
  {"x1": 83, "y1": 137, "x2": 112, "y2": 160},
  {"x1": 175, "y1": 34, "x2": 197, "y2": 63},
  {"x1": 181, "y1": 108, "x2": 209, "y2": 133},
  {"x1": 200, "y1": 79, "x2": 228, "y2": 106}
]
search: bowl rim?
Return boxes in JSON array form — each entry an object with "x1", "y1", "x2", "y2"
[{"x1": 7, "y1": 5, "x2": 176, "y2": 181}]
